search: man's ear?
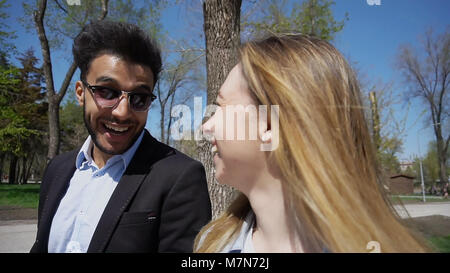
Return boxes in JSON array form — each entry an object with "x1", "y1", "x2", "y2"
[{"x1": 75, "y1": 80, "x2": 84, "y2": 106}]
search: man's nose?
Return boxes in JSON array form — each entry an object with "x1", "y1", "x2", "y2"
[{"x1": 112, "y1": 95, "x2": 132, "y2": 119}]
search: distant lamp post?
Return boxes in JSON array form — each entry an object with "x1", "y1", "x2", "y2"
[{"x1": 418, "y1": 153, "x2": 426, "y2": 202}]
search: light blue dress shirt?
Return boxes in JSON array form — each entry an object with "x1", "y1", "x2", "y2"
[
  {"x1": 221, "y1": 210, "x2": 255, "y2": 253},
  {"x1": 48, "y1": 131, "x2": 144, "y2": 253}
]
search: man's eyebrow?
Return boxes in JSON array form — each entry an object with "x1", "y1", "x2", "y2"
[
  {"x1": 95, "y1": 76, "x2": 152, "y2": 92},
  {"x1": 136, "y1": 84, "x2": 152, "y2": 92},
  {"x1": 95, "y1": 76, "x2": 116, "y2": 84}
]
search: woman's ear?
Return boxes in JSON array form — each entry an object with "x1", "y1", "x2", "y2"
[{"x1": 75, "y1": 81, "x2": 84, "y2": 106}]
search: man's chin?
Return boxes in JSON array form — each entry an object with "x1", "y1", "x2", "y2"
[
  {"x1": 91, "y1": 130, "x2": 144, "y2": 156},
  {"x1": 96, "y1": 144, "x2": 125, "y2": 156},
  {"x1": 93, "y1": 138, "x2": 132, "y2": 156}
]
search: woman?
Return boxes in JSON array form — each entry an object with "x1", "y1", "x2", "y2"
[{"x1": 195, "y1": 34, "x2": 430, "y2": 253}]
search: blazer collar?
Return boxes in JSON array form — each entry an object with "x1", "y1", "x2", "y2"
[{"x1": 87, "y1": 130, "x2": 174, "y2": 252}]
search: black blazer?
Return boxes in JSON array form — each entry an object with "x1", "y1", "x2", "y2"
[{"x1": 30, "y1": 130, "x2": 211, "y2": 253}]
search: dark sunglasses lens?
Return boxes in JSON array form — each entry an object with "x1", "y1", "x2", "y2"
[
  {"x1": 130, "y1": 93, "x2": 151, "y2": 111},
  {"x1": 94, "y1": 87, "x2": 121, "y2": 106}
]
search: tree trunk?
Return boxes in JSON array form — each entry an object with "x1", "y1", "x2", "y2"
[
  {"x1": 34, "y1": 0, "x2": 107, "y2": 161},
  {"x1": 160, "y1": 102, "x2": 166, "y2": 143},
  {"x1": 47, "y1": 98, "x2": 61, "y2": 160},
  {"x1": 436, "y1": 136, "x2": 449, "y2": 184},
  {"x1": 202, "y1": 0, "x2": 242, "y2": 219},
  {"x1": 0, "y1": 153, "x2": 4, "y2": 183},
  {"x1": 8, "y1": 155, "x2": 18, "y2": 185},
  {"x1": 369, "y1": 91, "x2": 381, "y2": 151},
  {"x1": 20, "y1": 157, "x2": 26, "y2": 184},
  {"x1": 21, "y1": 152, "x2": 35, "y2": 184},
  {"x1": 166, "y1": 92, "x2": 176, "y2": 145}
]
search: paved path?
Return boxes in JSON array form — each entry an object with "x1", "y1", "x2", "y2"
[
  {"x1": 395, "y1": 202, "x2": 450, "y2": 218},
  {"x1": 0, "y1": 220, "x2": 36, "y2": 253},
  {"x1": 0, "y1": 202, "x2": 449, "y2": 253}
]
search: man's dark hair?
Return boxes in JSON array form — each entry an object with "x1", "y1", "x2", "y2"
[{"x1": 73, "y1": 20, "x2": 162, "y2": 87}]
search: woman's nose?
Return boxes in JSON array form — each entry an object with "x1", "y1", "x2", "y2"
[{"x1": 202, "y1": 116, "x2": 216, "y2": 143}]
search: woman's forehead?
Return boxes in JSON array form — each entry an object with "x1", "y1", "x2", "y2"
[{"x1": 218, "y1": 64, "x2": 252, "y2": 104}]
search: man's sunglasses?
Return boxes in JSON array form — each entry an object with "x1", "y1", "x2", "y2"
[{"x1": 82, "y1": 80, "x2": 156, "y2": 112}]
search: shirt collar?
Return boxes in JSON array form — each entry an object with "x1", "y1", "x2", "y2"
[
  {"x1": 225, "y1": 210, "x2": 255, "y2": 253},
  {"x1": 75, "y1": 130, "x2": 145, "y2": 171}
]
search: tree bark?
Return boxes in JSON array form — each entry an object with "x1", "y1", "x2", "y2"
[
  {"x1": 8, "y1": 154, "x2": 17, "y2": 185},
  {"x1": 0, "y1": 153, "x2": 4, "y2": 183},
  {"x1": 369, "y1": 91, "x2": 381, "y2": 151},
  {"x1": 202, "y1": 0, "x2": 242, "y2": 219},
  {"x1": 34, "y1": 0, "x2": 107, "y2": 161}
]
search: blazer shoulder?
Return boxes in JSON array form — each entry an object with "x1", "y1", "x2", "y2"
[
  {"x1": 139, "y1": 131, "x2": 203, "y2": 169},
  {"x1": 46, "y1": 149, "x2": 79, "y2": 171},
  {"x1": 154, "y1": 142, "x2": 203, "y2": 169}
]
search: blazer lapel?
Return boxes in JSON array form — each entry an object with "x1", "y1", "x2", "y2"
[
  {"x1": 87, "y1": 131, "x2": 173, "y2": 252},
  {"x1": 37, "y1": 151, "x2": 77, "y2": 251}
]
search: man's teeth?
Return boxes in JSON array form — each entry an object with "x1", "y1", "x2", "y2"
[
  {"x1": 211, "y1": 146, "x2": 218, "y2": 156},
  {"x1": 105, "y1": 123, "x2": 129, "y2": 132}
]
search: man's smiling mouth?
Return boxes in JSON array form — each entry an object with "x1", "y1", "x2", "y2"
[{"x1": 103, "y1": 122, "x2": 131, "y2": 134}]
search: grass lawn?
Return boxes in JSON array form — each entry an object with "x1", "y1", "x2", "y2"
[
  {"x1": 390, "y1": 195, "x2": 449, "y2": 204},
  {"x1": 0, "y1": 184, "x2": 40, "y2": 209},
  {"x1": 429, "y1": 236, "x2": 450, "y2": 253}
]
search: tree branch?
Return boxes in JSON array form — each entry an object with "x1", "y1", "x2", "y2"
[
  {"x1": 53, "y1": 0, "x2": 83, "y2": 26},
  {"x1": 98, "y1": 0, "x2": 109, "y2": 21},
  {"x1": 57, "y1": 61, "x2": 77, "y2": 104},
  {"x1": 34, "y1": 0, "x2": 55, "y2": 96}
]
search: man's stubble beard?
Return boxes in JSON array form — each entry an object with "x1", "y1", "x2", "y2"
[{"x1": 83, "y1": 103, "x2": 144, "y2": 156}]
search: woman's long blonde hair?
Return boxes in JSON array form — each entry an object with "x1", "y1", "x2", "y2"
[{"x1": 195, "y1": 34, "x2": 430, "y2": 253}]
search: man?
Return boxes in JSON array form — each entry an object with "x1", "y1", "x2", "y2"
[{"x1": 31, "y1": 21, "x2": 211, "y2": 253}]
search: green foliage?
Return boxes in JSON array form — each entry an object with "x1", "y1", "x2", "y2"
[
  {"x1": 0, "y1": 0, "x2": 17, "y2": 58},
  {"x1": 422, "y1": 141, "x2": 440, "y2": 184},
  {"x1": 0, "y1": 64, "x2": 20, "y2": 104},
  {"x1": 59, "y1": 90, "x2": 87, "y2": 152},
  {"x1": 0, "y1": 50, "x2": 47, "y2": 158},
  {"x1": 376, "y1": 136, "x2": 402, "y2": 174},
  {"x1": 406, "y1": 141, "x2": 450, "y2": 188},
  {"x1": 244, "y1": 0, "x2": 348, "y2": 41},
  {"x1": 109, "y1": 0, "x2": 166, "y2": 37},
  {"x1": 21, "y1": 0, "x2": 166, "y2": 53}
]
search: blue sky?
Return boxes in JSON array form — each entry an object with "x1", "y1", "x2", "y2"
[
  {"x1": 329, "y1": 0, "x2": 449, "y2": 161},
  {"x1": 3, "y1": 0, "x2": 449, "y2": 161}
]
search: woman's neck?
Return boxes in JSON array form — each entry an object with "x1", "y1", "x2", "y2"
[{"x1": 246, "y1": 177, "x2": 303, "y2": 253}]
